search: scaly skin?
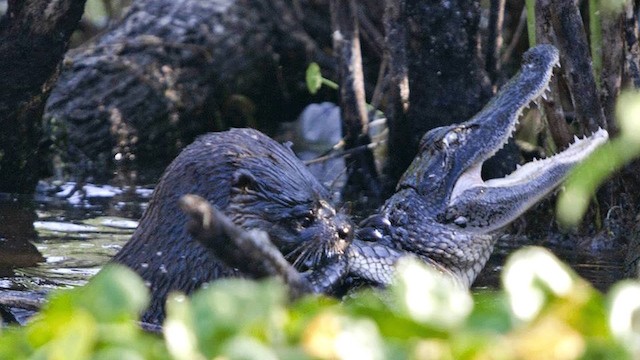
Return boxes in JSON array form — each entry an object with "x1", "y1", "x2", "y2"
[{"x1": 350, "y1": 45, "x2": 608, "y2": 286}]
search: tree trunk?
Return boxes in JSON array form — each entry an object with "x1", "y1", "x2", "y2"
[
  {"x1": 387, "y1": 0, "x2": 517, "y2": 183},
  {"x1": 0, "y1": 0, "x2": 86, "y2": 193},
  {"x1": 330, "y1": 0, "x2": 381, "y2": 204}
]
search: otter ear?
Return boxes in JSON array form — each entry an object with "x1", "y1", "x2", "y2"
[{"x1": 232, "y1": 169, "x2": 257, "y2": 192}]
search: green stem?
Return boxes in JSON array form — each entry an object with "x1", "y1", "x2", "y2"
[
  {"x1": 525, "y1": 0, "x2": 536, "y2": 46},
  {"x1": 321, "y1": 78, "x2": 339, "y2": 90}
]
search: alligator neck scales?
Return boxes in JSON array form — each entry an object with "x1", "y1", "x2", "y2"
[{"x1": 352, "y1": 44, "x2": 608, "y2": 287}]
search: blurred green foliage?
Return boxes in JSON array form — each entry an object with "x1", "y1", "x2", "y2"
[
  {"x1": 1, "y1": 247, "x2": 638, "y2": 359},
  {"x1": 557, "y1": 91, "x2": 640, "y2": 226}
]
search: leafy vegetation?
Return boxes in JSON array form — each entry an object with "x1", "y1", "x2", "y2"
[
  {"x1": 557, "y1": 91, "x2": 640, "y2": 226},
  {"x1": 1, "y1": 247, "x2": 638, "y2": 359},
  {"x1": 305, "y1": 62, "x2": 339, "y2": 95}
]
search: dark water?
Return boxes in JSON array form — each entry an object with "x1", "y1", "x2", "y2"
[
  {"x1": 0, "y1": 181, "x2": 626, "y2": 301},
  {"x1": 0, "y1": 182, "x2": 152, "y2": 293},
  {"x1": 473, "y1": 232, "x2": 626, "y2": 293}
]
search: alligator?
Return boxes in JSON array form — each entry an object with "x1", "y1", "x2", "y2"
[
  {"x1": 181, "y1": 44, "x2": 609, "y2": 292},
  {"x1": 344, "y1": 44, "x2": 608, "y2": 288}
]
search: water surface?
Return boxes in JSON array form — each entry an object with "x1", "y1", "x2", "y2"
[
  {"x1": 0, "y1": 182, "x2": 152, "y2": 293},
  {"x1": 0, "y1": 181, "x2": 625, "y2": 302}
]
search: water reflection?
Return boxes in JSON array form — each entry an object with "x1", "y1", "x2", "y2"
[
  {"x1": 0, "y1": 195, "x2": 45, "y2": 279},
  {"x1": 0, "y1": 182, "x2": 152, "y2": 292},
  {"x1": 473, "y1": 233, "x2": 626, "y2": 293}
]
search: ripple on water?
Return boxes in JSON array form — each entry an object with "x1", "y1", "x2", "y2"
[{"x1": 0, "y1": 181, "x2": 151, "y2": 292}]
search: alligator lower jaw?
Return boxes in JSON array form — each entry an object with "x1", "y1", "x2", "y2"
[
  {"x1": 485, "y1": 128, "x2": 608, "y2": 187},
  {"x1": 449, "y1": 127, "x2": 609, "y2": 206}
]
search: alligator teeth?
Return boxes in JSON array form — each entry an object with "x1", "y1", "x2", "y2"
[
  {"x1": 542, "y1": 92, "x2": 548, "y2": 100},
  {"x1": 488, "y1": 128, "x2": 608, "y2": 186}
]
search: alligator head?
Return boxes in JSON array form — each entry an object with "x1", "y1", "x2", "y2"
[{"x1": 352, "y1": 45, "x2": 608, "y2": 286}]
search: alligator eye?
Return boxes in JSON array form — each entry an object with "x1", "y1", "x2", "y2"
[
  {"x1": 442, "y1": 130, "x2": 459, "y2": 147},
  {"x1": 453, "y1": 216, "x2": 468, "y2": 228}
]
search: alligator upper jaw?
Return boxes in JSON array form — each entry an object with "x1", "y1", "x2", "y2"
[
  {"x1": 449, "y1": 45, "x2": 560, "y2": 193},
  {"x1": 447, "y1": 45, "x2": 560, "y2": 203}
]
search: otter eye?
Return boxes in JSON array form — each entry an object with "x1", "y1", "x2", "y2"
[{"x1": 300, "y1": 211, "x2": 315, "y2": 228}]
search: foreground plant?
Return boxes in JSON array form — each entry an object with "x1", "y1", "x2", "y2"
[{"x1": 0, "y1": 247, "x2": 638, "y2": 359}]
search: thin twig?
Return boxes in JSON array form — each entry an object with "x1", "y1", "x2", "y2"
[
  {"x1": 536, "y1": 0, "x2": 572, "y2": 148},
  {"x1": 600, "y1": 8, "x2": 624, "y2": 132},
  {"x1": 501, "y1": 6, "x2": 527, "y2": 65},
  {"x1": 486, "y1": 0, "x2": 505, "y2": 86},
  {"x1": 368, "y1": 55, "x2": 389, "y2": 121},
  {"x1": 357, "y1": 5, "x2": 385, "y2": 58},
  {"x1": 179, "y1": 194, "x2": 314, "y2": 299},
  {"x1": 304, "y1": 139, "x2": 387, "y2": 165},
  {"x1": 330, "y1": 0, "x2": 382, "y2": 201},
  {"x1": 550, "y1": 0, "x2": 606, "y2": 132},
  {"x1": 624, "y1": 2, "x2": 640, "y2": 89},
  {"x1": 382, "y1": 0, "x2": 411, "y2": 188}
]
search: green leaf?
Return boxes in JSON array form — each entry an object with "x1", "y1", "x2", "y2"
[
  {"x1": 221, "y1": 336, "x2": 280, "y2": 360},
  {"x1": 0, "y1": 250, "x2": 634, "y2": 358},
  {"x1": 391, "y1": 257, "x2": 473, "y2": 331},
  {"x1": 30, "y1": 309, "x2": 97, "y2": 360},
  {"x1": 306, "y1": 62, "x2": 323, "y2": 95},
  {"x1": 164, "y1": 293, "x2": 203, "y2": 360},
  {"x1": 557, "y1": 91, "x2": 640, "y2": 226},
  {"x1": 77, "y1": 264, "x2": 149, "y2": 321},
  {"x1": 600, "y1": 0, "x2": 626, "y2": 15},
  {"x1": 608, "y1": 281, "x2": 640, "y2": 357},
  {"x1": 467, "y1": 291, "x2": 513, "y2": 333},
  {"x1": 300, "y1": 311, "x2": 385, "y2": 360},
  {"x1": 188, "y1": 278, "x2": 287, "y2": 356},
  {"x1": 503, "y1": 247, "x2": 581, "y2": 321}
]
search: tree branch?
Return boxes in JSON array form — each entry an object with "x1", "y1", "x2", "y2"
[
  {"x1": 330, "y1": 0, "x2": 382, "y2": 203},
  {"x1": 550, "y1": 0, "x2": 607, "y2": 132}
]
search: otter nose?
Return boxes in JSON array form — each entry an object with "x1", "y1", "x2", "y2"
[
  {"x1": 336, "y1": 218, "x2": 353, "y2": 242},
  {"x1": 338, "y1": 225, "x2": 350, "y2": 240}
]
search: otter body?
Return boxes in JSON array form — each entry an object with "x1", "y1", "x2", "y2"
[{"x1": 112, "y1": 128, "x2": 352, "y2": 324}]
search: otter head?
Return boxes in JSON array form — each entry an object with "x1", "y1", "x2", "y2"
[{"x1": 227, "y1": 168, "x2": 353, "y2": 271}]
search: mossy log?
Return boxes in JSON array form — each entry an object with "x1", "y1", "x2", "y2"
[{"x1": 44, "y1": 0, "x2": 334, "y2": 179}]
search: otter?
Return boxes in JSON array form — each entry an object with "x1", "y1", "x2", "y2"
[{"x1": 112, "y1": 128, "x2": 353, "y2": 324}]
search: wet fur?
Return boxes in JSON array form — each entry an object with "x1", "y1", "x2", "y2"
[{"x1": 112, "y1": 128, "x2": 351, "y2": 324}]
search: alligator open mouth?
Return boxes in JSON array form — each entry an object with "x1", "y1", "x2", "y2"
[
  {"x1": 444, "y1": 44, "x2": 609, "y2": 232},
  {"x1": 448, "y1": 125, "x2": 608, "y2": 229},
  {"x1": 480, "y1": 129, "x2": 608, "y2": 190}
]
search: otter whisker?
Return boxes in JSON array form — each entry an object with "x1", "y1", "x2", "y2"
[{"x1": 286, "y1": 236, "x2": 328, "y2": 270}]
